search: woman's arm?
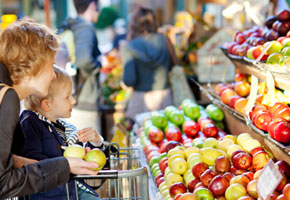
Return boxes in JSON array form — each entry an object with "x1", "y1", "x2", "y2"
[{"x1": 12, "y1": 154, "x2": 37, "y2": 168}]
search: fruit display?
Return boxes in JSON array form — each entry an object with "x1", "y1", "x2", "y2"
[
  {"x1": 63, "y1": 145, "x2": 107, "y2": 171},
  {"x1": 213, "y1": 72, "x2": 290, "y2": 145},
  {"x1": 223, "y1": 9, "x2": 290, "y2": 68},
  {"x1": 100, "y1": 50, "x2": 130, "y2": 106},
  {"x1": 138, "y1": 110, "x2": 290, "y2": 200}
]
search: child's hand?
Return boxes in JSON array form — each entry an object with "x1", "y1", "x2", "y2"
[{"x1": 77, "y1": 127, "x2": 103, "y2": 144}]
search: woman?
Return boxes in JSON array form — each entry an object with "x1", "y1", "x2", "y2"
[
  {"x1": 122, "y1": 7, "x2": 174, "y2": 119},
  {"x1": 0, "y1": 18, "x2": 99, "y2": 199}
]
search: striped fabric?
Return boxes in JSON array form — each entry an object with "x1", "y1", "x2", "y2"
[{"x1": 32, "y1": 111, "x2": 95, "y2": 195}]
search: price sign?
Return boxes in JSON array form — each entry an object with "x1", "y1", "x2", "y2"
[
  {"x1": 244, "y1": 75, "x2": 258, "y2": 116},
  {"x1": 257, "y1": 159, "x2": 283, "y2": 200}
]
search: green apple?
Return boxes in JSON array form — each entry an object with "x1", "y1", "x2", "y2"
[
  {"x1": 205, "y1": 104, "x2": 224, "y2": 122},
  {"x1": 203, "y1": 137, "x2": 218, "y2": 148},
  {"x1": 85, "y1": 148, "x2": 107, "y2": 171},
  {"x1": 282, "y1": 47, "x2": 290, "y2": 56},
  {"x1": 151, "y1": 111, "x2": 168, "y2": 129},
  {"x1": 153, "y1": 169, "x2": 162, "y2": 177},
  {"x1": 151, "y1": 163, "x2": 160, "y2": 172},
  {"x1": 246, "y1": 46, "x2": 255, "y2": 59},
  {"x1": 194, "y1": 187, "x2": 214, "y2": 200},
  {"x1": 282, "y1": 38, "x2": 290, "y2": 48},
  {"x1": 169, "y1": 110, "x2": 185, "y2": 126},
  {"x1": 149, "y1": 156, "x2": 159, "y2": 167},
  {"x1": 182, "y1": 100, "x2": 201, "y2": 121},
  {"x1": 266, "y1": 53, "x2": 283, "y2": 64},
  {"x1": 264, "y1": 41, "x2": 283, "y2": 55},
  {"x1": 192, "y1": 138, "x2": 204, "y2": 148},
  {"x1": 158, "y1": 152, "x2": 167, "y2": 162},
  {"x1": 63, "y1": 144, "x2": 86, "y2": 159}
]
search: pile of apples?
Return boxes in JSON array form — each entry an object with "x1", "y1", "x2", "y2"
[
  {"x1": 214, "y1": 72, "x2": 290, "y2": 144},
  {"x1": 224, "y1": 9, "x2": 290, "y2": 66},
  {"x1": 140, "y1": 125, "x2": 290, "y2": 200},
  {"x1": 141, "y1": 99, "x2": 227, "y2": 151}
]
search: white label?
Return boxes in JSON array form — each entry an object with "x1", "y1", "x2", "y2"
[
  {"x1": 257, "y1": 159, "x2": 283, "y2": 200},
  {"x1": 266, "y1": 71, "x2": 276, "y2": 104},
  {"x1": 244, "y1": 75, "x2": 258, "y2": 115}
]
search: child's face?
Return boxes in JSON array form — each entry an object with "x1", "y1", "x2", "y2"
[{"x1": 48, "y1": 83, "x2": 76, "y2": 121}]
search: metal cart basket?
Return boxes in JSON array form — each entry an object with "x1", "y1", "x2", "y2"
[{"x1": 71, "y1": 143, "x2": 149, "y2": 200}]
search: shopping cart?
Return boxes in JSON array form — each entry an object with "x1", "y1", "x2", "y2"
[{"x1": 71, "y1": 143, "x2": 149, "y2": 200}]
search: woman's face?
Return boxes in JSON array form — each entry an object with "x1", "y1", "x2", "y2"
[{"x1": 28, "y1": 58, "x2": 55, "y2": 97}]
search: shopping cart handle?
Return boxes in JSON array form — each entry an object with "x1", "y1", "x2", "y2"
[{"x1": 71, "y1": 170, "x2": 118, "y2": 179}]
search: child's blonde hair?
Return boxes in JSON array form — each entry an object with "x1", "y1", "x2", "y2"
[
  {"x1": 0, "y1": 17, "x2": 59, "y2": 85},
  {"x1": 25, "y1": 66, "x2": 72, "y2": 111}
]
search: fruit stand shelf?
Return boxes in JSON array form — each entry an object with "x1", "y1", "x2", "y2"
[
  {"x1": 192, "y1": 79, "x2": 290, "y2": 165},
  {"x1": 221, "y1": 49, "x2": 290, "y2": 92}
]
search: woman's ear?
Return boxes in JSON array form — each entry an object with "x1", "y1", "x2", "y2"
[{"x1": 40, "y1": 99, "x2": 50, "y2": 112}]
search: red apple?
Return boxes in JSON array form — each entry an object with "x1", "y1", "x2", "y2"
[
  {"x1": 270, "y1": 120, "x2": 290, "y2": 143},
  {"x1": 277, "y1": 10, "x2": 290, "y2": 21},
  {"x1": 215, "y1": 156, "x2": 231, "y2": 173},
  {"x1": 235, "y1": 73, "x2": 248, "y2": 82},
  {"x1": 253, "y1": 169, "x2": 263, "y2": 179},
  {"x1": 229, "y1": 175, "x2": 250, "y2": 188},
  {"x1": 165, "y1": 125, "x2": 182, "y2": 142},
  {"x1": 269, "y1": 191, "x2": 280, "y2": 200},
  {"x1": 159, "y1": 160, "x2": 168, "y2": 174},
  {"x1": 169, "y1": 182, "x2": 187, "y2": 198},
  {"x1": 273, "y1": 107, "x2": 290, "y2": 121},
  {"x1": 200, "y1": 169, "x2": 218, "y2": 187},
  {"x1": 237, "y1": 196, "x2": 254, "y2": 200},
  {"x1": 269, "y1": 102, "x2": 288, "y2": 114},
  {"x1": 221, "y1": 89, "x2": 237, "y2": 105},
  {"x1": 231, "y1": 150, "x2": 247, "y2": 161},
  {"x1": 174, "y1": 194, "x2": 183, "y2": 200},
  {"x1": 156, "y1": 177, "x2": 165, "y2": 188},
  {"x1": 208, "y1": 175, "x2": 229, "y2": 196},
  {"x1": 159, "y1": 141, "x2": 168, "y2": 153},
  {"x1": 202, "y1": 123, "x2": 218, "y2": 137},
  {"x1": 188, "y1": 178, "x2": 200, "y2": 193},
  {"x1": 247, "y1": 179, "x2": 258, "y2": 199},
  {"x1": 234, "y1": 81, "x2": 250, "y2": 97},
  {"x1": 275, "y1": 160, "x2": 290, "y2": 178},
  {"x1": 242, "y1": 172, "x2": 254, "y2": 181},
  {"x1": 252, "y1": 110, "x2": 272, "y2": 131},
  {"x1": 192, "y1": 162, "x2": 209, "y2": 179},
  {"x1": 183, "y1": 120, "x2": 200, "y2": 138},
  {"x1": 229, "y1": 95, "x2": 242, "y2": 109},
  {"x1": 282, "y1": 183, "x2": 290, "y2": 200},
  {"x1": 223, "y1": 172, "x2": 235, "y2": 182},
  {"x1": 148, "y1": 126, "x2": 164, "y2": 143},
  {"x1": 252, "y1": 151, "x2": 270, "y2": 171},
  {"x1": 165, "y1": 141, "x2": 182, "y2": 153},
  {"x1": 276, "y1": 174, "x2": 287, "y2": 192},
  {"x1": 232, "y1": 152, "x2": 252, "y2": 170},
  {"x1": 194, "y1": 182, "x2": 205, "y2": 190},
  {"x1": 277, "y1": 194, "x2": 287, "y2": 200},
  {"x1": 249, "y1": 147, "x2": 264, "y2": 157},
  {"x1": 179, "y1": 193, "x2": 198, "y2": 200}
]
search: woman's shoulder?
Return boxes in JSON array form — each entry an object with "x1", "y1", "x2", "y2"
[{"x1": 0, "y1": 86, "x2": 20, "y2": 113}]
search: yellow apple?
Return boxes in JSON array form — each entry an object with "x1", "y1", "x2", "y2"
[
  {"x1": 167, "y1": 147, "x2": 185, "y2": 158},
  {"x1": 168, "y1": 154, "x2": 185, "y2": 168},
  {"x1": 203, "y1": 137, "x2": 218, "y2": 148},
  {"x1": 184, "y1": 147, "x2": 200, "y2": 159},
  {"x1": 237, "y1": 133, "x2": 252, "y2": 145},
  {"x1": 85, "y1": 148, "x2": 107, "y2": 171},
  {"x1": 185, "y1": 173, "x2": 195, "y2": 185},
  {"x1": 171, "y1": 158, "x2": 187, "y2": 175},
  {"x1": 241, "y1": 139, "x2": 261, "y2": 153},
  {"x1": 223, "y1": 135, "x2": 237, "y2": 143},
  {"x1": 217, "y1": 138, "x2": 235, "y2": 152},
  {"x1": 227, "y1": 144, "x2": 243, "y2": 158},
  {"x1": 158, "y1": 181, "x2": 168, "y2": 192},
  {"x1": 63, "y1": 144, "x2": 85, "y2": 159},
  {"x1": 188, "y1": 157, "x2": 202, "y2": 169},
  {"x1": 161, "y1": 189, "x2": 170, "y2": 198},
  {"x1": 187, "y1": 153, "x2": 200, "y2": 163},
  {"x1": 165, "y1": 167, "x2": 173, "y2": 177},
  {"x1": 165, "y1": 173, "x2": 183, "y2": 186}
]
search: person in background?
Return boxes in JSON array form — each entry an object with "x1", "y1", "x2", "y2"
[
  {"x1": 20, "y1": 66, "x2": 103, "y2": 200},
  {"x1": 122, "y1": 7, "x2": 174, "y2": 119},
  {"x1": 0, "y1": 18, "x2": 98, "y2": 199},
  {"x1": 113, "y1": 18, "x2": 127, "y2": 50}
]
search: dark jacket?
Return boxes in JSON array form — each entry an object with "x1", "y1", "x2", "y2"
[
  {"x1": 122, "y1": 33, "x2": 172, "y2": 92},
  {"x1": 0, "y1": 63, "x2": 70, "y2": 199},
  {"x1": 19, "y1": 110, "x2": 97, "y2": 200}
]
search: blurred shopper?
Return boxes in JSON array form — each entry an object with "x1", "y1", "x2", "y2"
[
  {"x1": 20, "y1": 67, "x2": 103, "y2": 200},
  {"x1": 59, "y1": 0, "x2": 102, "y2": 132},
  {"x1": 122, "y1": 7, "x2": 174, "y2": 119},
  {"x1": 113, "y1": 18, "x2": 127, "y2": 50},
  {"x1": 0, "y1": 18, "x2": 98, "y2": 199}
]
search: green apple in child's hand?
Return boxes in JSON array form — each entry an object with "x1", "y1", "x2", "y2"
[
  {"x1": 63, "y1": 144, "x2": 86, "y2": 159},
  {"x1": 85, "y1": 148, "x2": 107, "y2": 171}
]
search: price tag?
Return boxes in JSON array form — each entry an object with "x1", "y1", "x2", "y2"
[
  {"x1": 257, "y1": 159, "x2": 283, "y2": 200},
  {"x1": 266, "y1": 71, "x2": 276, "y2": 104},
  {"x1": 244, "y1": 75, "x2": 258, "y2": 116}
]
